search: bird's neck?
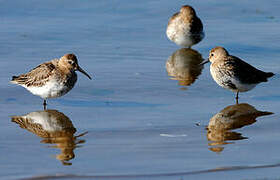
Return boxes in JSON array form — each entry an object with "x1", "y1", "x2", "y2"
[{"x1": 58, "y1": 60, "x2": 73, "y2": 75}]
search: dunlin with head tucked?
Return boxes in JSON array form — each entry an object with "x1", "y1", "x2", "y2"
[
  {"x1": 202, "y1": 46, "x2": 274, "y2": 102},
  {"x1": 166, "y1": 5, "x2": 204, "y2": 48},
  {"x1": 10, "y1": 54, "x2": 92, "y2": 108}
]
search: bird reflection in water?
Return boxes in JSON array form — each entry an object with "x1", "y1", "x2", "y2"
[
  {"x1": 207, "y1": 103, "x2": 273, "y2": 153},
  {"x1": 166, "y1": 48, "x2": 203, "y2": 88},
  {"x1": 11, "y1": 109, "x2": 87, "y2": 165}
]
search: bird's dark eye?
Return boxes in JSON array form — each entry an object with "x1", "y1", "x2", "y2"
[
  {"x1": 211, "y1": 53, "x2": 214, "y2": 57},
  {"x1": 68, "y1": 60, "x2": 74, "y2": 65}
]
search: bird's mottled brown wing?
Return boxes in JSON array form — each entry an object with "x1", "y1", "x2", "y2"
[
  {"x1": 11, "y1": 116, "x2": 50, "y2": 138},
  {"x1": 11, "y1": 61, "x2": 57, "y2": 87},
  {"x1": 225, "y1": 56, "x2": 273, "y2": 84},
  {"x1": 190, "y1": 17, "x2": 203, "y2": 34},
  {"x1": 189, "y1": 16, "x2": 204, "y2": 45}
]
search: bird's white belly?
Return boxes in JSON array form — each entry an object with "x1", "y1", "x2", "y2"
[
  {"x1": 231, "y1": 79, "x2": 256, "y2": 92},
  {"x1": 26, "y1": 111, "x2": 64, "y2": 132},
  {"x1": 175, "y1": 32, "x2": 193, "y2": 47},
  {"x1": 25, "y1": 79, "x2": 71, "y2": 99},
  {"x1": 166, "y1": 20, "x2": 193, "y2": 47}
]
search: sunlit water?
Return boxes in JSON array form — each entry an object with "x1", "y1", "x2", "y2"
[{"x1": 1, "y1": 0, "x2": 280, "y2": 179}]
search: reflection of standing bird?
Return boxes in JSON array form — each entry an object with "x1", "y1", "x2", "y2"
[
  {"x1": 166, "y1": 48, "x2": 203, "y2": 86},
  {"x1": 204, "y1": 47, "x2": 274, "y2": 102},
  {"x1": 11, "y1": 109, "x2": 87, "y2": 165},
  {"x1": 166, "y1": 5, "x2": 204, "y2": 48},
  {"x1": 208, "y1": 103, "x2": 272, "y2": 131},
  {"x1": 10, "y1": 54, "x2": 92, "y2": 108},
  {"x1": 207, "y1": 103, "x2": 273, "y2": 153}
]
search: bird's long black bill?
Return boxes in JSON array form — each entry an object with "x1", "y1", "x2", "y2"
[
  {"x1": 199, "y1": 59, "x2": 210, "y2": 66},
  {"x1": 77, "y1": 66, "x2": 92, "y2": 80}
]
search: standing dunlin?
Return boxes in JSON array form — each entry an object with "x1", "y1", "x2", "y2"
[
  {"x1": 202, "y1": 46, "x2": 274, "y2": 102},
  {"x1": 166, "y1": 5, "x2": 204, "y2": 48},
  {"x1": 10, "y1": 54, "x2": 92, "y2": 108}
]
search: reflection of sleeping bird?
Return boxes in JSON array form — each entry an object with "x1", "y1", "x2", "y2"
[
  {"x1": 12, "y1": 109, "x2": 87, "y2": 165},
  {"x1": 166, "y1": 48, "x2": 203, "y2": 86}
]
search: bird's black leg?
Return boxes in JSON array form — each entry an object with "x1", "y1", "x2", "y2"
[
  {"x1": 235, "y1": 91, "x2": 239, "y2": 104},
  {"x1": 43, "y1": 99, "x2": 47, "y2": 110}
]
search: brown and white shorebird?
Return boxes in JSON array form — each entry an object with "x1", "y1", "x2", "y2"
[
  {"x1": 166, "y1": 5, "x2": 204, "y2": 48},
  {"x1": 202, "y1": 47, "x2": 274, "y2": 102},
  {"x1": 10, "y1": 54, "x2": 92, "y2": 108}
]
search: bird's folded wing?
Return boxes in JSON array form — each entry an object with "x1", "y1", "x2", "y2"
[
  {"x1": 226, "y1": 56, "x2": 269, "y2": 84},
  {"x1": 190, "y1": 17, "x2": 203, "y2": 34},
  {"x1": 12, "y1": 61, "x2": 56, "y2": 87}
]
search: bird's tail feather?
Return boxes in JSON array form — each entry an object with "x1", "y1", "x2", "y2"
[
  {"x1": 12, "y1": 76, "x2": 18, "y2": 80},
  {"x1": 10, "y1": 76, "x2": 18, "y2": 84}
]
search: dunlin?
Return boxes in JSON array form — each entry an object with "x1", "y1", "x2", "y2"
[
  {"x1": 166, "y1": 5, "x2": 204, "y2": 48},
  {"x1": 202, "y1": 46, "x2": 274, "y2": 102},
  {"x1": 10, "y1": 54, "x2": 92, "y2": 108}
]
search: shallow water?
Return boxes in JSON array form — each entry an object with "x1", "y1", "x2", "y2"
[{"x1": 1, "y1": 0, "x2": 280, "y2": 179}]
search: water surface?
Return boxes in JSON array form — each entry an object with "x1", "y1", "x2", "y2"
[{"x1": 1, "y1": 0, "x2": 280, "y2": 179}]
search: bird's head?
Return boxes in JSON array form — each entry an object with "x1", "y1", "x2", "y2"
[
  {"x1": 180, "y1": 5, "x2": 196, "y2": 18},
  {"x1": 60, "y1": 54, "x2": 92, "y2": 79},
  {"x1": 208, "y1": 46, "x2": 229, "y2": 63}
]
